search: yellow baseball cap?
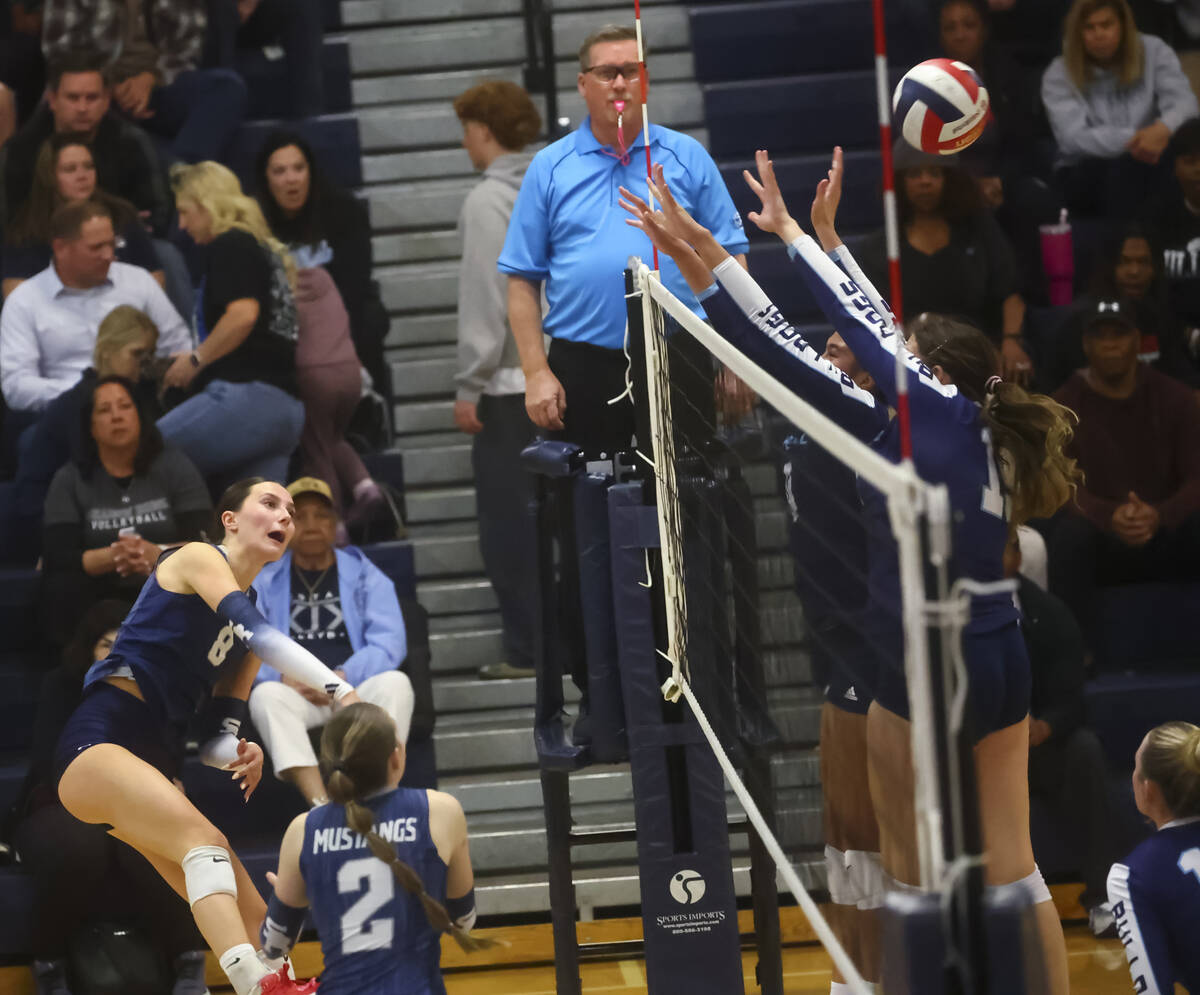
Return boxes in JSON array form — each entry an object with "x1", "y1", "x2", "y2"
[{"x1": 286, "y1": 476, "x2": 334, "y2": 504}]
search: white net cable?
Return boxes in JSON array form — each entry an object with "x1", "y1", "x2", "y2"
[{"x1": 631, "y1": 259, "x2": 958, "y2": 989}]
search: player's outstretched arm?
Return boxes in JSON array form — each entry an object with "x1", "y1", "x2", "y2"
[
  {"x1": 260, "y1": 813, "x2": 311, "y2": 963},
  {"x1": 744, "y1": 149, "x2": 804, "y2": 245}
]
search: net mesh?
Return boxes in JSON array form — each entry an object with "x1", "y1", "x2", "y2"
[{"x1": 630, "y1": 259, "x2": 960, "y2": 994}]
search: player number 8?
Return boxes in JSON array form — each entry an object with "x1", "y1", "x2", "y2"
[{"x1": 207, "y1": 623, "x2": 237, "y2": 667}]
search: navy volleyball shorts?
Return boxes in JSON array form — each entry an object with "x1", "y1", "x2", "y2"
[
  {"x1": 54, "y1": 681, "x2": 179, "y2": 790},
  {"x1": 872, "y1": 620, "x2": 1031, "y2": 740},
  {"x1": 810, "y1": 619, "x2": 876, "y2": 716}
]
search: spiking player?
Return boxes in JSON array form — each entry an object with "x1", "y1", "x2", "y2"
[
  {"x1": 1108, "y1": 721, "x2": 1200, "y2": 994},
  {"x1": 55, "y1": 478, "x2": 364, "y2": 995},
  {"x1": 261, "y1": 703, "x2": 487, "y2": 994},
  {"x1": 620, "y1": 149, "x2": 1077, "y2": 993}
]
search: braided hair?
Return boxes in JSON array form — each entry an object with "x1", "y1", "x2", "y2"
[{"x1": 319, "y1": 703, "x2": 494, "y2": 953}]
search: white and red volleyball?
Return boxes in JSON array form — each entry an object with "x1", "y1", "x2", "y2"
[{"x1": 892, "y1": 58, "x2": 990, "y2": 156}]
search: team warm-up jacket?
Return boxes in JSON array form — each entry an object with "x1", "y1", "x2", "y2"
[{"x1": 1108, "y1": 817, "x2": 1200, "y2": 994}]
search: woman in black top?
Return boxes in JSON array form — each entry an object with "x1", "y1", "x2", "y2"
[
  {"x1": 862, "y1": 146, "x2": 1034, "y2": 382},
  {"x1": 158, "y1": 160, "x2": 306, "y2": 489},
  {"x1": 254, "y1": 130, "x2": 392, "y2": 408},
  {"x1": 3, "y1": 131, "x2": 162, "y2": 297},
  {"x1": 40, "y1": 376, "x2": 212, "y2": 644}
]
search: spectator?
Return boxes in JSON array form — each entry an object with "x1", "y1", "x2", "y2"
[
  {"x1": 0, "y1": 0, "x2": 46, "y2": 125},
  {"x1": 1147, "y1": 118, "x2": 1200, "y2": 345},
  {"x1": 158, "y1": 160, "x2": 305, "y2": 487},
  {"x1": 498, "y1": 22, "x2": 750, "y2": 454},
  {"x1": 11, "y1": 306, "x2": 161, "y2": 564},
  {"x1": 965, "y1": 0, "x2": 1073, "y2": 69},
  {"x1": 1042, "y1": 0, "x2": 1198, "y2": 218},
  {"x1": 1007, "y1": 537, "x2": 1124, "y2": 938},
  {"x1": 41, "y1": 375, "x2": 212, "y2": 645},
  {"x1": 1049, "y1": 297, "x2": 1200, "y2": 645},
  {"x1": 255, "y1": 130, "x2": 392, "y2": 415},
  {"x1": 4, "y1": 130, "x2": 162, "y2": 298},
  {"x1": 248, "y1": 476, "x2": 414, "y2": 808},
  {"x1": 861, "y1": 145, "x2": 1034, "y2": 382},
  {"x1": 937, "y1": 0, "x2": 1062, "y2": 302},
  {"x1": 41, "y1": 0, "x2": 247, "y2": 164},
  {"x1": 206, "y1": 0, "x2": 324, "y2": 119},
  {"x1": 291, "y1": 263, "x2": 384, "y2": 528},
  {"x1": 452, "y1": 80, "x2": 541, "y2": 682},
  {"x1": 0, "y1": 199, "x2": 190, "y2": 414},
  {"x1": 1046, "y1": 224, "x2": 1200, "y2": 390},
  {"x1": 0, "y1": 53, "x2": 171, "y2": 235},
  {"x1": 8, "y1": 600, "x2": 210, "y2": 995}
]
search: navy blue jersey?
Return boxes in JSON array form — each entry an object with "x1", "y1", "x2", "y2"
[
  {"x1": 84, "y1": 547, "x2": 253, "y2": 725},
  {"x1": 702, "y1": 244, "x2": 1016, "y2": 636},
  {"x1": 300, "y1": 788, "x2": 448, "y2": 995},
  {"x1": 1108, "y1": 817, "x2": 1200, "y2": 994}
]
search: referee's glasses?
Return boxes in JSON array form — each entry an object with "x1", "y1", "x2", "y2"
[{"x1": 585, "y1": 62, "x2": 641, "y2": 84}]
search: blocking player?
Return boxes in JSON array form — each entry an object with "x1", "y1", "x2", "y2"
[
  {"x1": 620, "y1": 148, "x2": 1077, "y2": 994},
  {"x1": 1108, "y1": 721, "x2": 1200, "y2": 994},
  {"x1": 260, "y1": 703, "x2": 484, "y2": 994},
  {"x1": 55, "y1": 478, "x2": 363, "y2": 995}
]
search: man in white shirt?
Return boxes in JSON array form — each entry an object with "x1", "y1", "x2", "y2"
[{"x1": 0, "y1": 199, "x2": 190, "y2": 412}]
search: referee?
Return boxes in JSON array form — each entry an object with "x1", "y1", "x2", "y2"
[{"x1": 499, "y1": 23, "x2": 749, "y2": 453}]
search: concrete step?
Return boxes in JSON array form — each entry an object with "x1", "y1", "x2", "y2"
[
  {"x1": 433, "y1": 719, "x2": 535, "y2": 772},
  {"x1": 429, "y1": 626, "x2": 503, "y2": 673},
  {"x1": 386, "y1": 313, "x2": 457, "y2": 349},
  {"x1": 433, "y1": 675, "x2": 582, "y2": 713},
  {"x1": 401, "y1": 442, "x2": 471, "y2": 485},
  {"x1": 440, "y1": 766, "x2": 631, "y2": 815},
  {"x1": 377, "y1": 259, "x2": 460, "y2": 311},
  {"x1": 409, "y1": 532, "x2": 484, "y2": 577},
  {"x1": 394, "y1": 399, "x2": 455, "y2": 434},
  {"x1": 405, "y1": 485, "x2": 477, "y2": 524},
  {"x1": 374, "y1": 228, "x2": 461, "y2": 266},
  {"x1": 352, "y1": 52, "x2": 696, "y2": 108},
  {"x1": 418, "y1": 576, "x2": 497, "y2": 615},
  {"x1": 346, "y1": 6, "x2": 690, "y2": 77},
  {"x1": 429, "y1": 609, "x2": 500, "y2": 635},
  {"x1": 391, "y1": 351, "x2": 457, "y2": 400},
  {"x1": 342, "y1": 0, "x2": 685, "y2": 27}
]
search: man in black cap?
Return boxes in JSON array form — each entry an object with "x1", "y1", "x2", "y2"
[{"x1": 1048, "y1": 298, "x2": 1200, "y2": 648}]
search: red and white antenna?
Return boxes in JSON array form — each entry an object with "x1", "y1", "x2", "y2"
[{"x1": 632, "y1": 0, "x2": 658, "y2": 270}]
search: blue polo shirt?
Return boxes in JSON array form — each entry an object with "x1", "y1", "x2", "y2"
[{"x1": 497, "y1": 117, "x2": 748, "y2": 350}]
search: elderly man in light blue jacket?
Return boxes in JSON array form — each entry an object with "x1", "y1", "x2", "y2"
[{"x1": 249, "y1": 475, "x2": 413, "y2": 806}]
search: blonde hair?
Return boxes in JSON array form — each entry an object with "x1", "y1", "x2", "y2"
[
  {"x1": 94, "y1": 306, "x2": 159, "y2": 370},
  {"x1": 320, "y1": 704, "x2": 495, "y2": 954},
  {"x1": 1062, "y1": 0, "x2": 1143, "y2": 89},
  {"x1": 170, "y1": 160, "x2": 296, "y2": 286},
  {"x1": 1142, "y1": 721, "x2": 1200, "y2": 819}
]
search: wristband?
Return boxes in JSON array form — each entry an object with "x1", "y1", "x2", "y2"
[
  {"x1": 197, "y1": 695, "x2": 249, "y2": 768},
  {"x1": 446, "y1": 887, "x2": 477, "y2": 932},
  {"x1": 261, "y1": 892, "x2": 307, "y2": 960}
]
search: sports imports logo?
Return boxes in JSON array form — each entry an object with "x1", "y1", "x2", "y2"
[{"x1": 669, "y1": 869, "x2": 706, "y2": 905}]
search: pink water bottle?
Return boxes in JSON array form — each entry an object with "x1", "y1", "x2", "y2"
[{"x1": 1040, "y1": 209, "x2": 1074, "y2": 306}]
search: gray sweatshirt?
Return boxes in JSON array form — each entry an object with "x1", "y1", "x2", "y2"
[
  {"x1": 1041, "y1": 33, "x2": 1199, "y2": 166},
  {"x1": 455, "y1": 151, "x2": 534, "y2": 404}
]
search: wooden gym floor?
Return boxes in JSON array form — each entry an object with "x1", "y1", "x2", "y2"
[{"x1": 0, "y1": 886, "x2": 1158, "y2": 993}]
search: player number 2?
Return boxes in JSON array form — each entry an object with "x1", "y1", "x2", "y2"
[
  {"x1": 980, "y1": 427, "x2": 1007, "y2": 521},
  {"x1": 207, "y1": 624, "x2": 236, "y2": 667},
  {"x1": 338, "y1": 857, "x2": 395, "y2": 953},
  {"x1": 1181, "y1": 848, "x2": 1200, "y2": 886}
]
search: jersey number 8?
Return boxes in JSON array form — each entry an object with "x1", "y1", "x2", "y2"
[{"x1": 207, "y1": 624, "x2": 237, "y2": 667}]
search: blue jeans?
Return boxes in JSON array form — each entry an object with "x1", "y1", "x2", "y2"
[
  {"x1": 157, "y1": 379, "x2": 304, "y2": 488},
  {"x1": 146, "y1": 68, "x2": 247, "y2": 163}
]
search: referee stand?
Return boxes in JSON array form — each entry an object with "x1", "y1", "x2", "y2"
[{"x1": 515, "y1": 270, "x2": 784, "y2": 994}]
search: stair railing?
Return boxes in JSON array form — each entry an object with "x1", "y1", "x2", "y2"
[{"x1": 520, "y1": 0, "x2": 568, "y2": 140}]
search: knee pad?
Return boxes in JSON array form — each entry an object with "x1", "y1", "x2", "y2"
[
  {"x1": 182, "y1": 845, "x2": 238, "y2": 907},
  {"x1": 991, "y1": 864, "x2": 1051, "y2": 906},
  {"x1": 825, "y1": 845, "x2": 861, "y2": 905},
  {"x1": 846, "y1": 849, "x2": 886, "y2": 910}
]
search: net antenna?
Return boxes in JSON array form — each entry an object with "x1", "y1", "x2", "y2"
[
  {"x1": 632, "y1": 0, "x2": 659, "y2": 270},
  {"x1": 634, "y1": 259, "x2": 954, "y2": 994}
]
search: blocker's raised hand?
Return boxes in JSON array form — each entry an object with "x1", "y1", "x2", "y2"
[
  {"x1": 810, "y1": 146, "x2": 845, "y2": 248},
  {"x1": 744, "y1": 149, "x2": 802, "y2": 243}
]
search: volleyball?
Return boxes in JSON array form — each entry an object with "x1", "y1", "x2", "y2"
[{"x1": 892, "y1": 58, "x2": 990, "y2": 156}]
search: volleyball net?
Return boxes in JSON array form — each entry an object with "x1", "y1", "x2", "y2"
[{"x1": 625, "y1": 258, "x2": 987, "y2": 993}]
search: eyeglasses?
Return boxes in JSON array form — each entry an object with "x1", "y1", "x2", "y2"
[{"x1": 584, "y1": 62, "x2": 641, "y2": 84}]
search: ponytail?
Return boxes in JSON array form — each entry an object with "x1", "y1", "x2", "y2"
[
  {"x1": 984, "y1": 381, "x2": 1081, "y2": 529},
  {"x1": 1141, "y1": 721, "x2": 1200, "y2": 819},
  {"x1": 322, "y1": 704, "x2": 497, "y2": 953}
]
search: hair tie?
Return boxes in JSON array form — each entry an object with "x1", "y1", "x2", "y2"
[{"x1": 985, "y1": 375, "x2": 1003, "y2": 395}]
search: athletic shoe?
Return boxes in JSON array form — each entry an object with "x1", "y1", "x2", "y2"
[
  {"x1": 1089, "y1": 902, "x2": 1117, "y2": 939},
  {"x1": 172, "y1": 949, "x2": 211, "y2": 995},
  {"x1": 32, "y1": 959, "x2": 70, "y2": 995},
  {"x1": 256, "y1": 965, "x2": 319, "y2": 994}
]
